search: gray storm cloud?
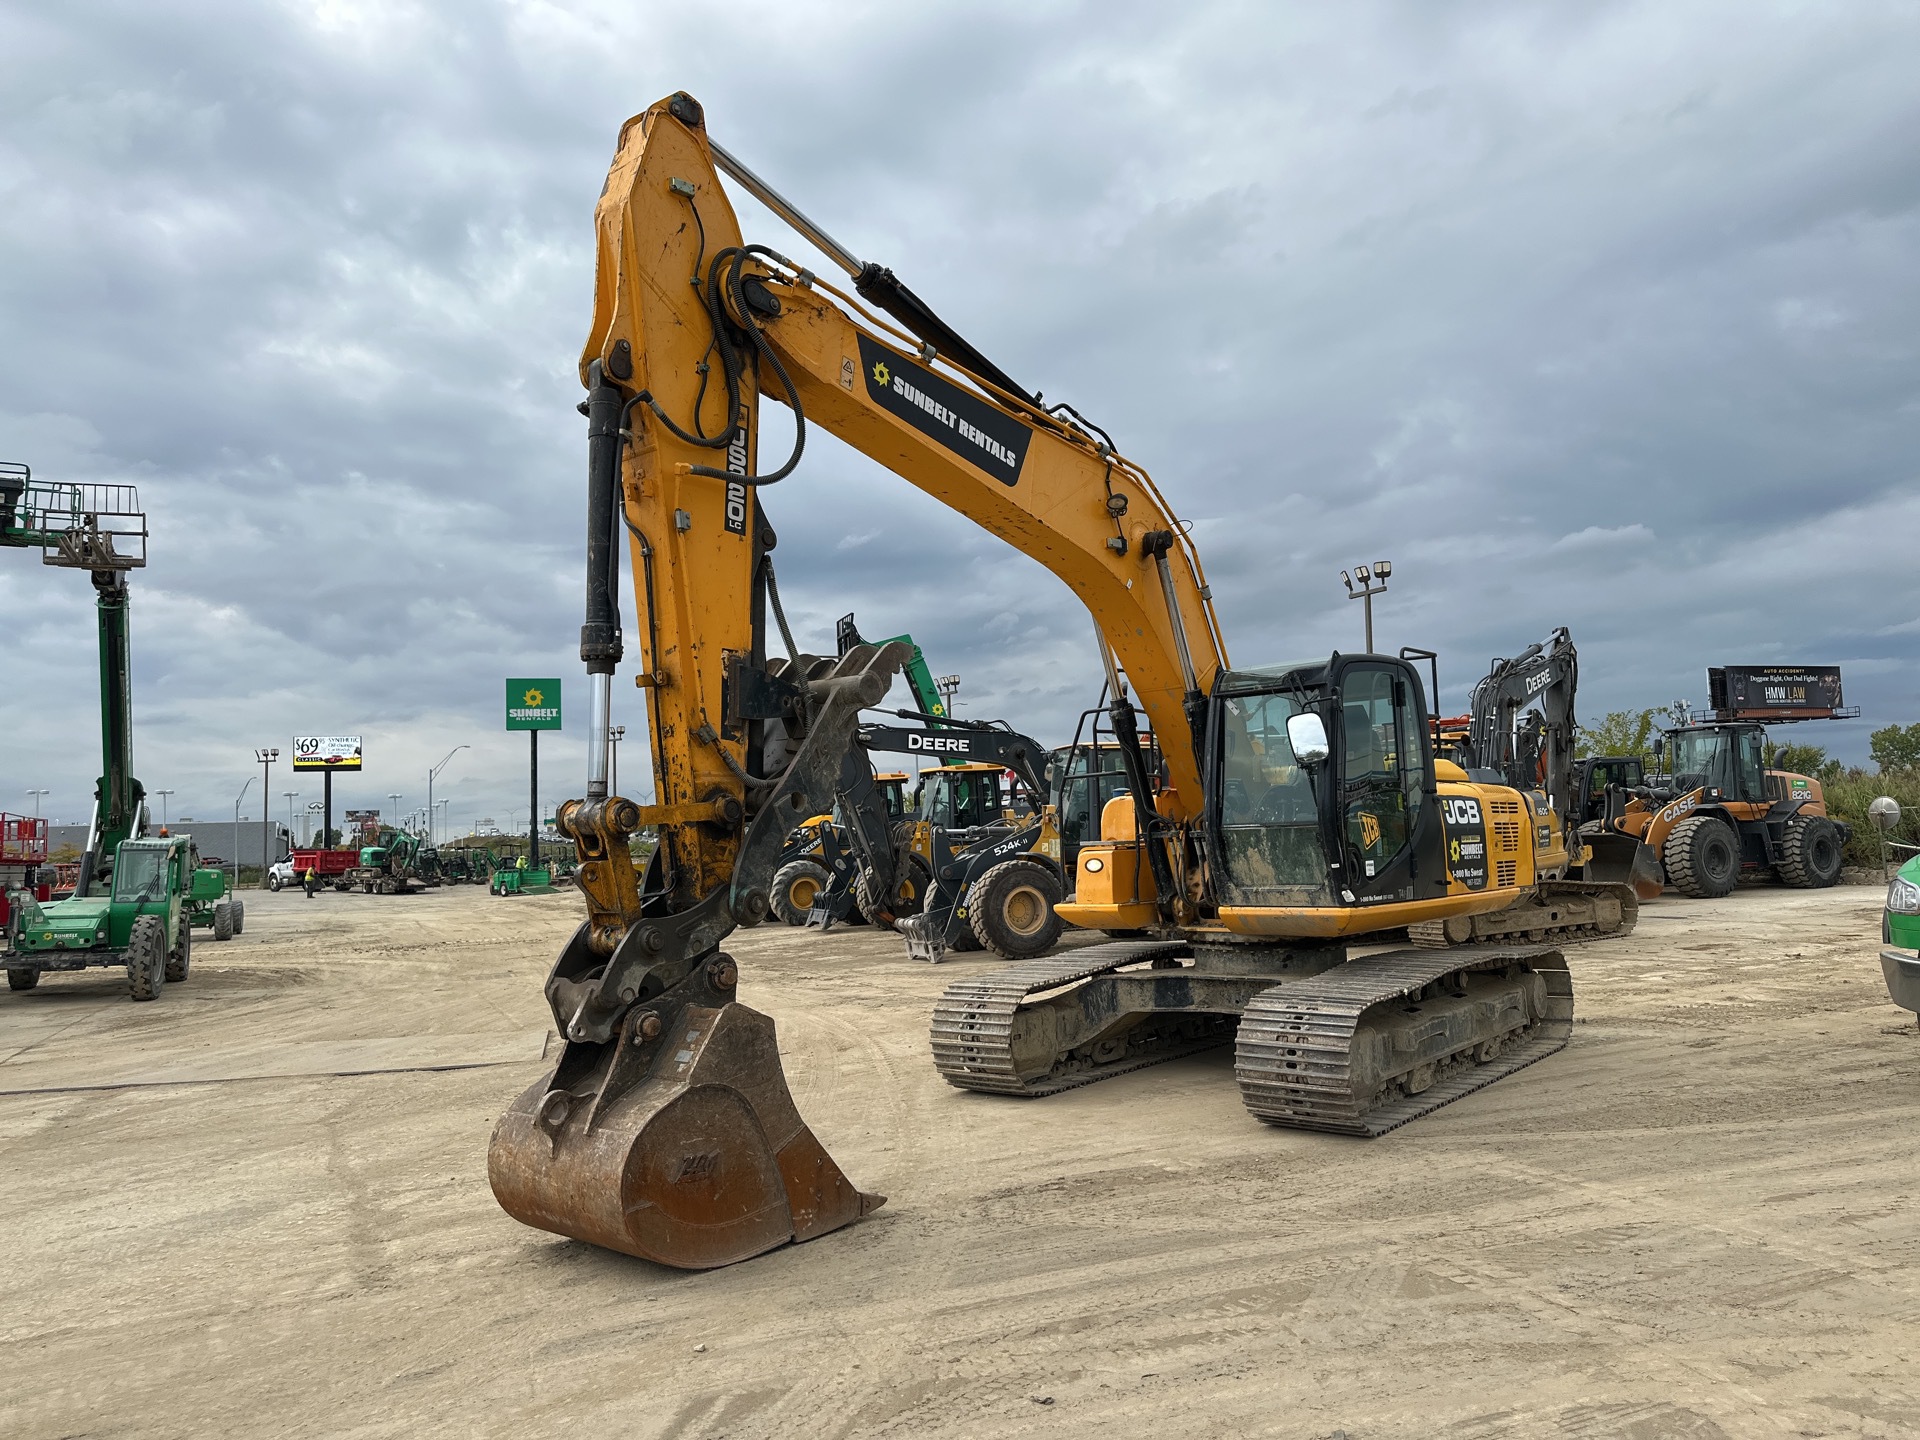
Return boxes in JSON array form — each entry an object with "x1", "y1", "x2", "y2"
[{"x1": 2, "y1": 0, "x2": 1916, "y2": 830}]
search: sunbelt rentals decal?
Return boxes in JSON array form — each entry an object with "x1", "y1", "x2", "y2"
[{"x1": 856, "y1": 336, "x2": 1031, "y2": 486}]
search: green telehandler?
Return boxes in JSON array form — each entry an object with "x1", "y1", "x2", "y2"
[{"x1": 0, "y1": 465, "x2": 219, "y2": 999}]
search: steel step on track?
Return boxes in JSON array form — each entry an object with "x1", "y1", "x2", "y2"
[{"x1": 930, "y1": 940, "x2": 1573, "y2": 1134}]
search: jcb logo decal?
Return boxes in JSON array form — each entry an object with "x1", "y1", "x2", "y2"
[
  {"x1": 1359, "y1": 813, "x2": 1381, "y2": 848},
  {"x1": 1442, "y1": 797, "x2": 1483, "y2": 826}
]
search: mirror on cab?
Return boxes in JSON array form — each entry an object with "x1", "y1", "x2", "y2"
[
  {"x1": 1286, "y1": 711, "x2": 1331, "y2": 766},
  {"x1": 1652, "y1": 735, "x2": 1666, "y2": 761}
]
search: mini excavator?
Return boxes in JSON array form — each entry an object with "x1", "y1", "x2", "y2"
[{"x1": 487, "y1": 94, "x2": 1642, "y2": 1270}]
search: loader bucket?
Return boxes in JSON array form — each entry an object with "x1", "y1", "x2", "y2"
[
  {"x1": 1583, "y1": 831, "x2": 1665, "y2": 901},
  {"x1": 489, "y1": 996, "x2": 883, "y2": 1270}
]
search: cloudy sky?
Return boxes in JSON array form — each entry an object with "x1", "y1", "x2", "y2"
[{"x1": 3, "y1": 0, "x2": 1917, "y2": 837}]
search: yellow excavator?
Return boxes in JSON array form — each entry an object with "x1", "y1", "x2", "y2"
[{"x1": 487, "y1": 92, "x2": 1641, "y2": 1271}]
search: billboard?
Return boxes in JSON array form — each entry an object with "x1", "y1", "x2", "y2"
[
  {"x1": 1708, "y1": 666, "x2": 1845, "y2": 720},
  {"x1": 293, "y1": 735, "x2": 363, "y2": 772},
  {"x1": 506, "y1": 679, "x2": 563, "y2": 731}
]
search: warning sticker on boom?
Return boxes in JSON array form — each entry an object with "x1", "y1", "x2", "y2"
[{"x1": 856, "y1": 335, "x2": 1031, "y2": 486}]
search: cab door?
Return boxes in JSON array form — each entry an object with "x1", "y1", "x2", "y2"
[{"x1": 1332, "y1": 659, "x2": 1447, "y2": 903}]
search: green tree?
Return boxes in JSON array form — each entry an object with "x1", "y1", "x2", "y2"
[
  {"x1": 1576, "y1": 707, "x2": 1661, "y2": 761},
  {"x1": 1870, "y1": 722, "x2": 1920, "y2": 773},
  {"x1": 1766, "y1": 741, "x2": 1831, "y2": 778}
]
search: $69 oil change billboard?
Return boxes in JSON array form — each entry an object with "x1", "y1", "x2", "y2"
[{"x1": 292, "y1": 736, "x2": 363, "y2": 772}]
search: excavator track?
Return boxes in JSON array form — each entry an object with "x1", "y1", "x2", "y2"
[
  {"x1": 931, "y1": 939, "x2": 1575, "y2": 1138},
  {"x1": 930, "y1": 940, "x2": 1228, "y2": 1096},
  {"x1": 1406, "y1": 879, "x2": 1638, "y2": 949},
  {"x1": 1235, "y1": 944, "x2": 1572, "y2": 1135}
]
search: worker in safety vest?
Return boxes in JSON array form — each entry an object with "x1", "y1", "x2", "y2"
[{"x1": 303, "y1": 865, "x2": 318, "y2": 898}]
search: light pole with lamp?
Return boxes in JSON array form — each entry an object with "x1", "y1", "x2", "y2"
[
  {"x1": 232, "y1": 776, "x2": 255, "y2": 887},
  {"x1": 427, "y1": 745, "x2": 469, "y2": 846},
  {"x1": 283, "y1": 791, "x2": 299, "y2": 849},
  {"x1": 388, "y1": 794, "x2": 404, "y2": 837},
  {"x1": 610, "y1": 725, "x2": 625, "y2": 797},
  {"x1": 26, "y1": 788, "x2": 50, "y2": 817},
  {"x1": 154, "y1": 788, "x2": 175, "y2": 829},
  {"x1": 255, "y1": 748, "x2": 279, "y2": 887},
  {"x1": 935, "y1": 674, "x2": 961, "y2": 715},
  {"x1": 1340, "y1": 559, "x2": 1392, "y2": 653}
]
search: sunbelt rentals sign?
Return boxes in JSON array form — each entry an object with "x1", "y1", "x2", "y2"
[{"x1": 506, "y1": 679, "x2": 563, "y2": 731}]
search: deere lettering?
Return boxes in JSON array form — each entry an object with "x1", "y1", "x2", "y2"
[{"x1": 908, "y1": 734, "x2": 973, "y2": 753}]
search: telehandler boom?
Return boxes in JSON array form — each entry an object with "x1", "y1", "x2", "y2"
[{"x1": 488, "y1": 94, "x2": 1640, "y2": 1270}]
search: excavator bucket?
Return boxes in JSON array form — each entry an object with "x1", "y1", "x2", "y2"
[
  {"x1": 489, "y1": 644, "x2": 909, "y2": 1270},
  {"x1": 1582, "y1": 831, "x2": 1665, "y2": 901},
  {"x1": 490, "y1": 986, "x2": 882, "y2": 1269}
]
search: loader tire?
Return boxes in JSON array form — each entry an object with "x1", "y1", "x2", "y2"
[
  {"x1": 967, "y1": 859, "x2": 1065, "y2": 960},
  {"x1": 856, "y1": 853, "x2": 933, "y2": 930},
  {"x1": 212, "y1": 902, "x2": 234, "y2": 941},
  {"x1": 769, "y1": 860, "x2": 831, "y2": 926},
  {"x1": 166, "y1": 923, "x2": 191, "y2": 983},
  {"x1": 1664, "y1": 815, "x2": 1740, "y2": 899},
  {"x1": 7, "y1": 968, "x2": 39, "y2": 992},
  {"x1": 231, "y1": 899, "x2": 246, "y2": 934},
  {"x1": 127, "y1": 914, "x2": 167, "y2": 1001},
  {"x1": 1778, "y1": 814, "x2": 1844, "y2": 889}
]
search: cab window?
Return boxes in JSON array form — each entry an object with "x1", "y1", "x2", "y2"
[
  {"x1": 1215, "y1": 689, "x2": 1330, "y2": 904},
  {"x1": 1339, "y1": 665, "x2": 1422, "y2": 878}
]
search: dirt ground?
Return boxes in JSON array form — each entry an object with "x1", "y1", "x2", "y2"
[{"x1": 2, "y1": 879, "x2": 1915, "y2": 1439}]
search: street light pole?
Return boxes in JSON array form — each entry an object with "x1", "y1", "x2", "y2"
[
  {"x1": 26, "y1": 788, "x2": 50, "y2": 817},
  {"x1": 254, "y1": 748, "x2": 279, "y2": 887},
  {"x1": 388, "y1": 794, "x2": 403, "y2": 837},
  {"x1": 1339, "y1": 559, "x2": 1393, "y2": 653},
  {"x1": 610, "y1": 725, "x2": 625, "y2": 797},
  {"x1": 427, "y1": 744, "x2": 469, "y2": 847},
  {"x1": 283, "y1": 790, "x2": 299, "y2": 848},
  {"x1": 154, "y1": 789, "x2": 175, "y2": 828},
  {"x1": 232, "y1": 776, "x2": 255, "y2": 887}
]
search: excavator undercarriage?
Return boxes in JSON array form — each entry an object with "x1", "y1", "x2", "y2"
[{"x1": 932, "y1": 937, "x2": 1572, "y2": 1134}]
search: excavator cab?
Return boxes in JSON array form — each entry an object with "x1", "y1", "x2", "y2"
[{"x1": 1207, "y1": 657, "x2": 1449, "y2": 912}]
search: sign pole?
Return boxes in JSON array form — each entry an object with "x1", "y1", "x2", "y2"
[
  {"x1": 530, "y1": 730, "x2": 539, "y2": 871},
  {"x1": 323, "y1": 770, "x2": 332, "y2": 852}
]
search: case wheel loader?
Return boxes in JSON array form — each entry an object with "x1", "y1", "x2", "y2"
[
  {"x1": 1585, "y1": 720, "x2": 1849, "y2": 899},
  {"x1": 486, "y1": 93, "x2": 1644, "y2": 1271}
]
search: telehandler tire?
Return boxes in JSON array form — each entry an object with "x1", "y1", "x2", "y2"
[
  {"x1": 967, "y1": 859, "x2": 1065, "y2": 960},
  {"x1": 127, "y1": 914, "x2": 167, "y2": 1001},
  {"x1": 1664, "y1": 815, "x2": 1740, "y2": 899},
  {"x1": 212, "y1": 902, "x2": 234, "y2": 941},
  {"x1": 231, "y1": 899, "x2": 246, "y2": 934},
  {"x1": 7, "y1": 968, "x2": 39, "y2": 992},
  {"x1": 166, "y1": 923, "x2": 191, "y2": 983},
  {"x1": 1778, "y1": 814, "x2": 1844, "y2": 889},
  {"x1": 770, "y1": 860, "x2": 832, "y2": 926}
]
